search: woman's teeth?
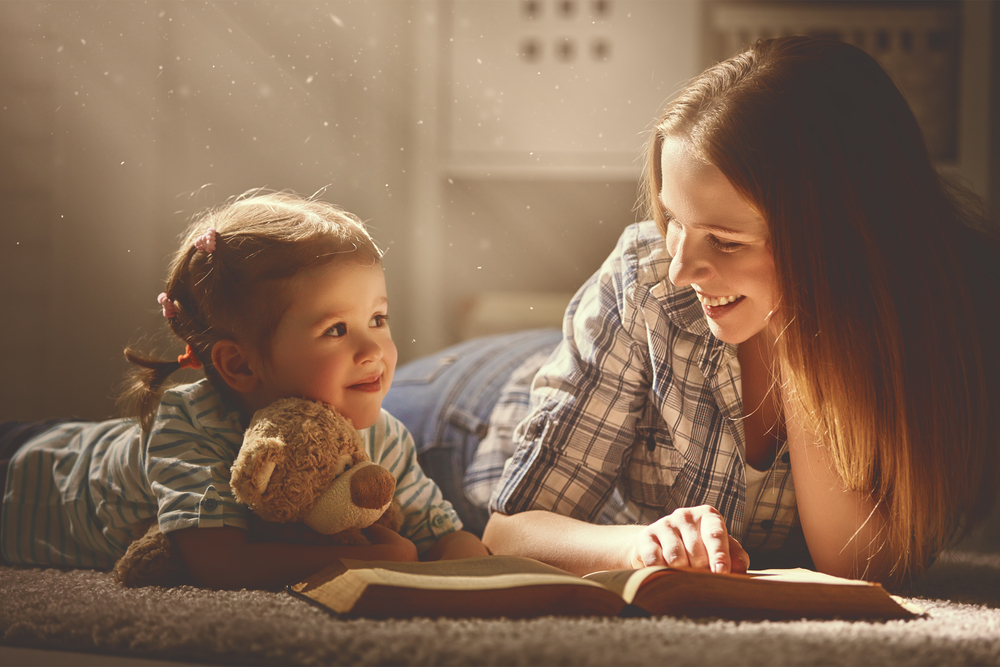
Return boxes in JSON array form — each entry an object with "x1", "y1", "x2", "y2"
[{"x1": 697, "y1": 293, "x2": 742, "y2": 307}]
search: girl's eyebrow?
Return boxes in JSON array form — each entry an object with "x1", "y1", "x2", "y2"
[{"x1": 311, "y1": 297, "x2": 390, "y2": 328}]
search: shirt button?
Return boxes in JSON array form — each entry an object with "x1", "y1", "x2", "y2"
[
  {"x1": 202, "y1": 498, "x2": 219, "y2": 511},
  {"x1": 760, "y1": 519, "x2": 774, "y2": 530}
]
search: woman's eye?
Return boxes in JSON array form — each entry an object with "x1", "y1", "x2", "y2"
[
  {"x1": 324, "y1": 323, "x2": 347, "y2": 338},
  {"x1": 370, "y1": 314, "x2": 389, "y2": 328},
  {"x1": 708, "y1": 235, "x2": 746, "y2": 253}
]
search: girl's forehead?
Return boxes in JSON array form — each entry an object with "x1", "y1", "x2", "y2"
[{"x1": 284, "y1": 259, "x2": 386, "y2": 309}]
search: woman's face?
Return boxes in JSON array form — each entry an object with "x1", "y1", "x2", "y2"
[{"x1": 659, "y1": 136, "x2": 778, "y2": 345}]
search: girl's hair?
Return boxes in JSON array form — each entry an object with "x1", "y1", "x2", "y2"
[
  {"x1": 644, "y1": 36, "x2": 1000, "y2": 583},
  {"x1": 119, "y1": 189, "x2": 383, "y2": 431}
]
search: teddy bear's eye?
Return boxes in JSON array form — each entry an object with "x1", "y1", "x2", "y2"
[{"x1": 344, "y1": 463, "x2": 351, "y2": 471}]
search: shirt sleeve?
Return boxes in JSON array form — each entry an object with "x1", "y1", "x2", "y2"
[
  {"x1": 368, "y1": 411, "x2": 462, "y2": 554},
  {"x1": 490, "y1": 225, "x2": 652, "y2": 522},
  {"x1": 144, "y1": 394, "x2": 250, "y2": 535}
]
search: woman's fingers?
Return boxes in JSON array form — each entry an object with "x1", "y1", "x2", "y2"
[
  {"x1": 696, "y1": 507, "x2": 731, "y2": 572},
  {"x1": 631, "y1": 505, "x2": 749, "y2": 574},
  {"x1": 728, "y1": 535, "x2": 751, "y2": 573}
]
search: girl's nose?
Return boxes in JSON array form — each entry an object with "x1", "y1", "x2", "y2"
[{"x1": 355, "y1": 332, "x2": 384, "y2": 364}]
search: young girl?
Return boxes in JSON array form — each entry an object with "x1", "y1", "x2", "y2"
[
  {"x1": 386, "y1": 36, "x2": 1000, "y2": 589},
  {"x1": 0, "y1": 190, "x2": 487, "y2": 589}
]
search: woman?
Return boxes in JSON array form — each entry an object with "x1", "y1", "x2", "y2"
[{"x1": 386, "y1": 36, "x2": 1000, "y2": 588}]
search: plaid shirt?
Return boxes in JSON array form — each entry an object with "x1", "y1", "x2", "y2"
[{"x1": 489, "y1": 221, "x2": 799, "y2": 553}]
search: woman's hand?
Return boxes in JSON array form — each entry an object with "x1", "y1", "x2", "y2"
[{"x1": 628, "y1": 505, "x2": 749, "y2": 574}]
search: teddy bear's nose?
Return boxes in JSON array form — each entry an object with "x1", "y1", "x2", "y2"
[{"x1": 350, "y1": 464, "x2": 396, "y2": 509}]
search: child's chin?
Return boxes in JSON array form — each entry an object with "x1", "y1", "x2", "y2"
[{"x1": 340, "y1": 408, "x2": 380, "y2": 431}]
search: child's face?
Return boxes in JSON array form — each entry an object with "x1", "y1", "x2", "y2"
[
  {"x1": 255, "y1": 259, "x2": 397, "y2": 430},
  {"x1": 659, "y1": 136, "x2": 779, "y2": 345}
]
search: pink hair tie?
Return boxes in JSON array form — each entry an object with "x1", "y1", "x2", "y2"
[
  {"x1": 194, "y1": 228, "x2": 217, "y2": 254},
  {"x1": 157, "y1": 293, "x2": 178, "y2": 319}
]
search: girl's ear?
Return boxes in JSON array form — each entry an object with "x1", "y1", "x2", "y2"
[{"x1": 212, "y1": 340, "x2": 259, "y2": 394}]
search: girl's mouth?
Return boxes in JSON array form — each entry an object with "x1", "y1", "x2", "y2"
[{"x1": 349, "y1": 376, "x2": 382, "y2": 393}]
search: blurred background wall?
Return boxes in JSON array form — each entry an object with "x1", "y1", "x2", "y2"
[{"x1": 0, "y1": 0, "x2": 995, "y2": 422}]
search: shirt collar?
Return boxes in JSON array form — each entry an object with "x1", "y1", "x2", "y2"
[{"x1": 636, "y1": 229, "x2": 737, "y2": 378}]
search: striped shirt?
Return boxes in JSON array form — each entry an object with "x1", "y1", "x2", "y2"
[
  {"x1": 1, "y1": 380, "x2": 460, "y2": 568},
  {"x1": 490, "y1": 221, "x2": 799, "y2": 554}
]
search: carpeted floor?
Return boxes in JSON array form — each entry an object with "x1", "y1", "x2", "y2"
[{"x1": 1, "y1": 548, "x2": 998, "y2": 666}]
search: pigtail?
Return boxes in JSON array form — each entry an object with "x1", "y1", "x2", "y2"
[
  {"x1": 118, "y1": 245, "x2": 213, "y2": 433},
  {"x1": 118, "y1": 349, "x2": 185, "y2": 433}
]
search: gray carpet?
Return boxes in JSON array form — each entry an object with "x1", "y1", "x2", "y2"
[{"x1": 1, "y1": 548, "x2": 999, "y2": 666}]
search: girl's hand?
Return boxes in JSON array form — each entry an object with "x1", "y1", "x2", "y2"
[
  {"x1": 364, "y1": 524, "x2": 419, "y2": 561},
  {"x1": 627, "y1": 505, "x2": 750, "y2": 574}
]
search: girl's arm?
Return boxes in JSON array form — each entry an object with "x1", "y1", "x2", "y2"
[
  {"x1": 422, "y1": 529, "x2": 491, "y2": 561},
  {"x1": 171, "y1": 524, "x2": 417, "y2": 590},
  {"x1": 482, "y1": 509, "x2": 749, "y2": 577},
  {"x1": 785, "y1": 403, "x2": 893, "y2": 584}
]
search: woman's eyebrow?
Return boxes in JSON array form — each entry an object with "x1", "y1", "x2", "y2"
[{"x1": 695, "y1": 222, "x2": 754, "y2": 236}]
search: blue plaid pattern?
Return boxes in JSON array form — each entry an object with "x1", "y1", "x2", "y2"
[{"x1": 489, "y1": 221, "x2": 799, "y2": 553}]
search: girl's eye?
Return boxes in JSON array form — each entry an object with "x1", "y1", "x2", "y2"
[
  {"x1": 707, "y1": 235, "x2": 746, "y2": 253},
  {"x1": 324, "y1": 323, "x2": 347, "y2": 338},
  {"x1": 370, "y1": 314, "x2": 389, "y2": 328}
]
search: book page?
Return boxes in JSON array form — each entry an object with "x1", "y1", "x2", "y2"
[
  {"x1": 290, "y1": 555, "x2": 623, "y2": 618},
  {"x1": 583, "y1": 567, "x2": 668, "y2": 603},
  {"x1": 338, "y1": 555, "x2": 576, "y2": 579},
  {"x1": 746, "y1": 568, "x2": 870, "y2": 585},
  {"x1": 293, "y1": 555, "x2": 602, "y2": 599}
]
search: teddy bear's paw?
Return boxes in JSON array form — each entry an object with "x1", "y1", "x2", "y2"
[{"x1": 113, "y1": 523, "x2": 191, "y2": 588}]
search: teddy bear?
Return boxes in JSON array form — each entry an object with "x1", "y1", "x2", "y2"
[{"x1": 112, "y1": 397, "x2": 402, "y2": 588}]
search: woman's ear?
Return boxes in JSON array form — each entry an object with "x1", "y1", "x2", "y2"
[{"x1": 211, "y1": 340, "x2": 259, "y2": 394}]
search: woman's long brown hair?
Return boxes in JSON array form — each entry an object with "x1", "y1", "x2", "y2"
[{"x1": 645, "y1": 37, "x2": 1000, "y2": 583}]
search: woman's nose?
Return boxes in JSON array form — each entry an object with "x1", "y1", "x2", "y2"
[{"x1": 668, "y1": 234, "x2": 713, "y2": 287}]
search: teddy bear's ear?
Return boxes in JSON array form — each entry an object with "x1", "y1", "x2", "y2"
[
  {"x1": 231, "y1": 437, "x2": 283, "y2": 506},
  {"x1": 253, "y1": 460, "x2": 277, "y2": 495}
]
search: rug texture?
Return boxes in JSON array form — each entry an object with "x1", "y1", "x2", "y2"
[{"x1": 1, "y1": 548, "x2": 999, "y2": 666}]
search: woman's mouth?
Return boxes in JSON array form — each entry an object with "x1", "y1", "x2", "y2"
[{"x1": 696, "y1": 292, "x2": 745, "y2": 318}]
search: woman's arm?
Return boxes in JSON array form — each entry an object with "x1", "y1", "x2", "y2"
[
  {"x1": 171, "y1": 524, "x2": 417, "y2": 590},
  {"x1": 785, "y1": 403, "x2": 893, "y2": 583},
  {"x1": 482, "y1": 508, "x2": 749, "y2": 576}
]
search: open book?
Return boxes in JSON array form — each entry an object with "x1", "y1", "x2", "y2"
[{"x1": 288, "y1": 555, "x2": 923, "y2": 620}]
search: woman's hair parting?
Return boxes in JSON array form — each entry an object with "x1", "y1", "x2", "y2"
[
  {"x1": 119, "y1": 189, "x2": 383, "y2": 431},
  {"x1": 644, "y1": 36, "x2": 1000, "y2": 585}
]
